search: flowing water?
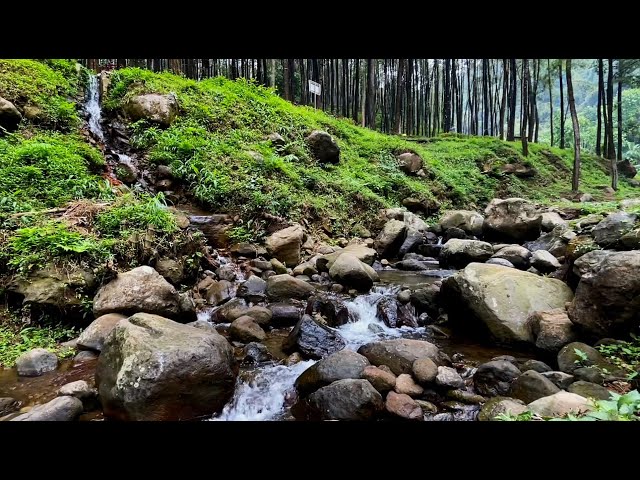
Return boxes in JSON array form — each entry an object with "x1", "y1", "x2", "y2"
[{"x1": 86, "y1": 75, "x2": 104, "y2": 141}]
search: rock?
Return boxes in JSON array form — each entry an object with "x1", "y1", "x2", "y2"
[
  {"x1": 267, "y1": 132, "x2": 286, "y2": 148},
  {"x1": 541, "y1": 371, "x2": 575, "y2": 389},
  {"x1": 567, "y1": 250, "x2": 640, "y2": 338},
  {"x1": 557, "y1": 342, "x2": 609, "y2": 374},
  {"x1": 266, "y1": 224, "x2": 304, "y2": 266},
  {"x1": 435, "y1": 366, "x2": 465, "y2": 388},
  {"x1": 439, "y1": 239, "x2": 493, "y2": 268},
  {"x1": 579, "y1": 193, "x2": 594, "y2": 203},
  {"x1": 10, "y1": 396, "x2": 83, "y2": 422},
  {"x1": 231, "y1": 242, "x2": 262, "y2": 258},
  {"x1": 243, "y1": 342, "x2": 272, "y2": 363},
  {"x1": 362, "y1": 365, "x2": 397, "y2": 393},
  {"x1": 385, "y1": 391, "x2": 423, "y2": 420},
  {"x1": 491, "y1": 245, "x2": 532, "y2": 269},
  {"x1": 73, "y1": 351, "x2": 98, "y2": 364},
  {"x1": 77, "y1": 313, "x2": 127, "y2": 352},
  {"x1": 439, "y1": 210, "x2": 484, "y2": 236},
  {"x1": 357, "y1": 339, "x2": 442, "y2": 375},
  {"x1": 15, "y1": 348, "x2": 58, "y2": 377},
  {"x1": 293, "y1": 262, "x2": 318, "y2": 277},
  {"x1": 295, "y1": 350, "x2": 370, "y2": 396},
  {"x1": 229, "y1": 316, "x2": 266, "y2": 343},
  {"x1": 478, "y1": 397, "x2": 529, "y2": 421},
  {"x1": 0, "y1": 398, "x2": 21, "y2": 417},
  {"x1": 520, "y1": 360, "x2": 552, "y2": 373},
  {"x1": 408, "y1": 285, "x2": 441, "y2": 320},
  {"x1": 244, "y1": 306, "x2": 272, "y2": 326},
  {"x1": 620, "y1": 198, "x2": 640, "y2": 210},
  {"x1": 483, "y1": 198, "x2": 542, "y2": 242},
  {"x1": 397, "y1": 289, "x2": 411, "y2": 304},
  {"x1": 317, "y1": 245, "x2": 377, "y2": 272},
  {"x1": 530, "y1": 250, "x2": 561, "y2": 273},
  {"x1": 294, "y1": 379, "x2": 383, "y2": 420},
  {"x1": 541, "y1": 212, "x2": 568, "y2": 232},
  {"x1": 210, "y1": 297, "x2": 248, "y2": 323},
  {"x1": 474, "y1": 360, "x2": 522, "y2": 396},
  {"x1": 269, "y1": 302, "x2": 303, "y2": 326},
  {"x1": 528, "y1": 391, "x2": 592, "y2": 418},
  {"x1": 620, "y1": 228, "x2": 640, "y2": 249},
  {"x1": 442, "y1": 263, "x2": 573, "y2": 344},
  {"x1": 286, "y1": 352, "x2": 304, "y2": 366},
  {"x1": 124, "y1": 93, "x2": 178, "y2": 126},
  {"x1": 573, "y1": 366, "x2": 606, "y2": 384},
  {"x1": 397, "y1": 152, "x2": 424, "y2": 174},
  {"x1": 509, "y1": 370, "x2": 560, "y2": 403},
  {"x1": 395, "y1": 374, "x2": 424, "y2": 397},
  {"x1": 23, "y1": 105, "x2": 42, "y2": 121},
  {"x1": 592, "y1": 212, "x2": 637, "y2": 248},
  {"x1": 305, "y1": 293, "x2": 350, "y2": 327},
  {"x1": 328, "y1": 253, "x2": 379, "y2": 292},
  {"x1": 187, "y1": 320, "x2": 218, "y2": 334},
  {"x1": 568, "y1": 381, "x2": 612, "y2": 401},
  {"x1": 412, "y1": 357, "x2": 438, "y2": 384},
  {"x1": 216, "y1": 264, "x2": 238, "y2": 282},
  {"x1": 446, "y1": 389, "x2": 486, "y2": 404},
  {"x1": 93, "y1": 266, "x2": 181, "y2": 319},
  {"x1": 237, "y1": 276, "x2": 267, "y2": 301},
  {"x1": 283, "y1": 314, "x2": 346, "y2": 359},
  {"x1": 443, "y1": 227, "x2": 468, "y2": 242},
  {"x1": 251, "y1": 259, "x2": 273, "y2": 271},
  {"x1": 305, "y1": 130, "x2": 340, "y2": 164},
  {"x1": 376, "y1": 296, "x2": 417, "y2": 328},
  {"x1": 96, "y1": 313, "x2": 237, "y2": 421},
  {"x1": 154, "y1": 258, "x2": 185, "y2": 285},
  {"x1": 402, "y1": 197, "x2": 431, "y2": 213},
  {"x1": 528, "y1": 309, "x2": 576, "y2": 352},
  {"x1": 57, "y1": 380, "x2": 98, "y2": 409},
  {"x1": 206, "y1": 280, "x2": 234, "y2": 306},
  {"x1": 395, "y1": 259, "x2": 432, "y2": 271},
  {"x1": 374, "y1": 220, "x2": 406, "y2": 259},
  {"x1": 524, "y1": 226, "x2": 573, "y2": 259},
  {"x1": 266, "y1": 274, "x2": 315, "y2": 301},
  {"x1": 486, "y1": 258, "x2": 514, "y2": 270},
  {"x1": 618, "y1": 159, "x2": 638, "y2": 178},
  {"x1": 0, "y1": 96, "x2": 22, "y2": 132},
  {"x1": 397, "y1": 228, "x2": 425, "y2": 257},
  {"x1": 269, "y1": 258, "x2": 288, "y2": 274}
]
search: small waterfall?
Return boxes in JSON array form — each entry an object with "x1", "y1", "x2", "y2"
[
  {"x1": 85, "y1": 74, "x2": 104, "y2": 141},
  {"x1": 212, "y1": 360, "x2": 316, "y2": 421}
]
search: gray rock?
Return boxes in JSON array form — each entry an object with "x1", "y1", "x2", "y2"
[
  {"x1": 557, "y1": 342, "x2": 610, "y2": 374},
  {"x1": 385, "y1": 391, "x2": 423, "y2": 420},
  {"x1": 16, "y1": 348, "x2": 58, "y2": 377},
  {"x1": 210, "y1": 297, "x2": 248, "y2": 323},
  {"x1": 446, "y1": 389, "x2": 486, "y2": 404},
  {"x1": 568, "y1": 381, "x2": 612, "y2": 401},
  {"x1": 73, "y1": 350, "x2": 98, "y2": 364},
  {"x1": 509, "y1": 370, "x2": 560, "y2": 403},
  {"x1": 269, "y1": 301, "x2": 303, "y2": 326},
  {"x1": 486, "y1": 258, "x2": 515, "y2": 268},
  {"x1": 283, "y1": 314, "x2": 346, "y2": 359},
  {"x1": 374, "y1": 220, "x2": 406, "y2": 259},
  {"x1": 0, "y1": 96, "x2": 22, "y2": 132},
  {"x1": 483, "y1": 197, "x2": 542, "y2": 242},
  {"x1": 592, "y1": 212, "x2": 637, "y2": 248},
  {"x1": 474, "y1": 360, "x2": 522, "y2": 396},
  {"x1": 435, "y1": 366, "x2": 465, "y2": 388},
  {"x1": 10, "y1": 396, "x2": 83, "y2": 421},
  {"x1": 206, "y1": 280, "x2": 235, "y2": 306},
  {"x1": 397, "y1": 152, "x2": 424, "y2": 174},
  {"x1": 187, "y1": 319, "x2": 218, "y2": 334},
  {"x1": 305, "y1": 293, "x2": 350, "y2": 327},
  {"x1": 216, "y1": 264, "x2": 238, "y2": 282},
  {"x1": 154, "y1": 258, "x2": 184, "y2": 285},
  {"x1": 124, "y1": 93, "x2": 178, "y2": 126},
  {"x1": 294, "y1": 379, "x2": 383, "y2": 420},
  {"x1": 266, "y1": 274, "x2": 315, "y2": 301},
  {"x1": 77, "y1": 313, "x2": 127, "y2": 352},
  {"x1": 245, "y1": 306, "x2": 272, "y2": 326},
  {"x1": 328, "y1": 253, "x2": 379, "y2": 292},
  {"x1": 229, "y1": 316, "x2": 266, "y2": 343},
  {"x1": 527, "y1": 391, "x2": 592, "y2": 418},
  {"x1": 531, "y1": 250, "x2": 561, "y2": 273},
  {"x1": 266, "y1": 224, "x2": 304, "y2": 266},
  {"x1": 0, "y1": 398, "x2": 21, "y2": 417},
  {"x1": 305, "y1": 130, "x2": 340, "y2": 164},
  {"x1": 528, "y1": 309, "x2": 576, "y2": 352},
  {"x1": 491, "y1": 245, "x2": 532, "y2": 269},
  {"x1": 357, "y1": 338, "x2": 442, "y2": 375},
  {"x1": 376, "y1": 296, "x2": 417, "y2": 329},
  {"x1": 410, "y1": 284, "x2": 441, "y2": 318},
  {"x1": 362, "y1": 365, "x2": 396, "y2": 392},
  {"x1": 520, "y1": 359, "x2": 552, "y2": 373},
  {"x1": 412, "y1": 357, "x2": 438, "y2": 384},
  {"x1": 395, "y1": 373, "x2": 424, "y2": 397},
  {"x1": 478, "y1": 396, "x2": 529, "y2": 421},
  {"x1": 439, "y1": 239, "x2": 493, "y2": 268},
  {"x1": 242, "y1": 342, "x2": 272, "y2": 363},
  {"x1": 439, "y1": 210, "x2": 484, "y2": 236},
  {"x1": 541, "y1": 212, "x2": 568, "y2": 232},
  {"x1": 541, "y1": 371, "x2": 575, "y2": 389},
  {"x1": 397, "y1": 289, "x2": 411, "y2": 304},
  {"x1": 295, "y1": 350, "x2": 370, "y2": 396},
  {"x1": 237, "y1": 275, "x2": 267, "y2": 301}
]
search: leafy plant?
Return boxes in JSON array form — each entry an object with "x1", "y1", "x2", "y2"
[
  {"x1": 574, "y1": 348, "x2": 591, "y2": 367},
  {"x1": 96, "y1": 193, "x2": 178, "y2": 237},
  {"x1": 598, "y1": 335, "x2": 640, "y2": 380},
  {"x1": 0, "y1": 324, "x2": 77, "y2": 367}
]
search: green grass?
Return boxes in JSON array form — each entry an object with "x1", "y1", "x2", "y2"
[
  {"x1": 96, "y1": 192, "x2": 178, "y2": 237},
  {"x1": 0, "y1": 323, "x2": 77, "y2": 367}
]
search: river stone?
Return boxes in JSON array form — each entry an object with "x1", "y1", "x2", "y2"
[
  {"x1": 58, "y1": 380, "x2": 97, "y2": 400},
  {"x1": 187, "y1": 320, "x2": 218, "y2": 334},
  {"x1": 266, "y1": 224, "x2": 304, "y2": 266},
  {"x1": 154, "y1": 258, "x2": 184, "y2": 285},
  {"x1": 477, "y1": 396, "x2": 529, "y2": 421},
  {"x1": 473, "y1": 360, "x2": 522, "y2": 396},
  {"x1": 509, "y1": 370, "x2": 560, "y2": 404},
  {"x1": 567, "y1": 381, "x2": 612, "y2": 401},
  {"x1": 236, "y1": 276, "x2": 267, "y2": 301},
  {"x1": 541, "y1": 212, "x2": 568, "y2": 232},
  {"x1": 294, "y1": 379, "x2": 383, "y2": 420},
  {"x1": 412, "y1": 357, "x2": 438, "y2": 384},
  {"x1": 435, "y1": 366, "x2": 465, "y2": 388},
  {"x1": 266, "y1": 274, "x2": 315, "y2": 301},
  {"x1": 283, "y1": 314, "x2": 346, "y2": 359},
  {"x1": 229, "y1": 316, "x2": 266, "y2": 343},
  {"x1": 439, "y1": 239, "x2": 493, "y2": 269},
  {"x1": 124, "y1": 93, "x2": 178, "y2": 126},
  {"x1": 441, "y1": 263, "x2": 573, "y2": 344},
  {"x1": 211, "y1": 297, "x2": 248, "y2": 323},
  {"x1": 216, "y1": 264, "x2": 238, "y2": 282},
  {"x1": 305, "y1": 293, "x2": 350, "y2": 327},
  {"x1": 93, "y1": 266, "x2": 181, "y2": 319},
  {"x1": 374, "y1": 219, "x2": 407, "y2": 259},
  {"x1": 592, "y1": 212, "x2": 637, "y2": 248},
  {"x1": 520, "y1": 359, "x2": 552, "y2": 373},
  {"x1": 96, "y1": 313, "x2": 237, "y2": 421},
  {"x1": 528, "y1": 309, "x2": 576, "y2": 352},
  {"x1": 73, "y1": 350, "x2": 98, "y2": 364},
  {"x1": 557, "y1": 342, "x2": 609, "y2": 374},
  {"x1": 77, "y1": 313, "x2": 127, "y2": 352},
  {"x1": 527, "y1": 391, "x2": 592, "y2": 418},
  {"x1": 446, "y1": 389, "x2": 486, "y2": 404},
  {"x1": 410, "y1": 284, "x2": 441, "y2": 319},
  {"x1": 376, "y1": 296, "x2": 417, "y2": 328},
  {"x1": 541, "y1": 371, "x2": 575, "y2": 390},
  {"x1": 244, "y1": 306, "x2": 272, "y2": 326},
  {"x1": 243, "y1": 342, "x2": 272, "y2": 364},
  {"x1": 483, "y1": 197, "x2": 542, "y2": 242},
  {"x1": 357, "y1": 338, "x2": 441, "y2": 375},
  {"x1": 269, "y1": 302, "x2": 304, "y2": 326},
  {"x1": 10, "y1": 396, "x2": 83, "y2": 422},
  {"x1": 295, "y1": 350, "x2": 370, "y2": 397},
  {"x1": 362, "y1": 365, "x2": 397, "y2": 392},
  {"x1": 439, "y1": 210, "x2": 484, "y2": 236},
  {"x1": 0, "y1": 398, "x2": 21, "y2": 417},
  {"x1": 328, "y1": 253, "x2": 379, "y2": 292},
  {"x1": 306, "y1": 130, "x2": 340, "y2": 164},
  {"x1": 491, "y1": 245, "x2": 532, "y2": 269},
  {"x1": 486, "y1": 258, "x2": 515, "y2": 268},
  {"x1": 16, "y1": 348, "x2": 58, "y2": 377},
  {"x1": 395, "y1": 373, "x2": 424, "y2": 397},
  {"x1": 531, "y1": 250, "x2": 561, "y2": 273},
  {"x1": 385, "y1": 391, "x2": 423, "y2": 420}
]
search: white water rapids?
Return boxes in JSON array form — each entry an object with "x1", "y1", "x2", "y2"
[{"x1": 86, "y1": 74, "x2": 104, "y2": 141}]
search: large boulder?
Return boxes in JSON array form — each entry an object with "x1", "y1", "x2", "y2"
[
  {"x1": 283, "y1": 314, "x2": 346, "y2": 359},
  {"x1": 205, "y1": 280, "x2": 234, "y2": 306},
  {"x1": 210, "y1": 297, "x2": 248, "y2": 323},
  {"x1": 96, "y1": 313, "x2": 237, "y2": 421},
  {"x1": 528, "y1": 309, "x2": 576, "y2": 352},
  {"x1": 531, "y1": 250, "x2": 561, "y2": 273},
  {"x1": 305, "y1": 130, "x2": 340, "y2": 164},
  {"x1": 15, "y1": 348, "x2": 58, "y2": 377},
  {"x1": 527, "y1": 391, "x2": 592, "y2": 418},
  {"x1": 483, "y1": 198, "x2": 542, "y2": 242},
  {"x1": 557, "y1": 342, "x2": 609, "y2": 375},
  {"x1": 10, "y1": 396, "x2": 83, "y2": 421},
  {"x1": 567, "y1": 250, "x2": 640, "y2": 338},
  {"x1": 77, "y1": 313, "x2": 127, "y2": 352},
  {"x1": 491, "y1": 245, "x2": 532, "y2": 270},
  {"x1": 0, "y1": 96, "x2": 22, "y2": 132},
  {"x1": 295, "y1": 350, "x2": 370, "y2": 396},
  {"x1": 93, "y1": 266, "x2": 181, "y2": 319},
  {"x1": 439, "y1": 210, "x2": 484, "y2": 237},
  {"x1": 478, "y1": 397, "x2": 529, "y2": 421},
  {"x1": 397, "y1": 152, "x2": 424, "y2": 174},
  {"x1": 316, "y1": 244, "x2": 377, "y2": 272},
  {"x1": 524, "y1": 226, "x2": 574, "y2": 259},
  {"x1": 154, "y1": 258, "x2": 184, "y2": 285},
  {"x1": 473, "y1": 360, "x2": 522, "y2": 396},
  {"x1": 410, "y1": 284, "x2": 441, "y2": 319},
  {"x1": 442, "y1": 263, "x2": 574, "y2": 344},
  {"x1": 374, "y1": 220, "x2": 406, "y2": 259},
  {"x1": 439, "y1": 239, "x2": 493, "y2": 268},
  {"x1": 269, "y1": 301, "x2": 304, "y2": 326},
  {"x1": 508, "y1": 370, "x2": 560, "y2": 403},
  {"x1": 265, "y1": 224, "x2": 304, "y2": 266},
  {"x1": 328, "y1": 253, "x2": 379, "y2": 292},
  {"x1": 357, "y1": 338, "x2": 441, "y2": 375},
  {"x1": 618, "y1": 159, "x2": 638, "y2": 178},
  {"x1": 293, "y1": 379, "x2": 383, "y2": 420},
  {"x1": 123, "y1": 93, "x2": 178, "y2": 126},
  {"x1": 266, "y1": 274, "x2": 315, "y2": 301},
  {"x1": 540, "y1": 212, "x2": 568, "y2": 232},
  {"x1": 568, "y1": 381, "x2": 612, "y2": 401},
  {"x1": 592, "y1": 212, "x2": 637, "y2": 248}
]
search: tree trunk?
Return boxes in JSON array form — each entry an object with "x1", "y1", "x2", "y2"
[
  {"x1": 353, "y1": 59, "x2": 360, "y2": 123},
  {"x1": 283, "y1": 59, "x2": 291, "y2": 101},
  {"x1": 170, "y1": 59, "x2": 182, "y2": 75},
  {"x1": 521, "y1": 59, "x2": 529, "y2": 156},
  {"x1": 547, "y1": 59, "x2": 554, "y2": 146},
  {"x1": 617, "y1": 63, "x2": 623, "y2": 163},
  {"x1": 269, "y1": 59, "x2": 276, "y2": 87},
  {"x1": 566, "y1": 59, "x2": 581, "y2": 192},
  {"x1": 393, "y1": 59, "x2": 406, "y2": 134},
  {"x1": 507, "y1": 59, "x2": 517, "y2": 141},
  {"x1": 365, "y1": 59, "x2": 376, "y2": 128},
  {"x1": 596, "y1": 59, "x2": 603, "y2": 156},
  {"x1": 482, "y1": 59, "x2": 489, "y2": 135},
  {"x1": 559, "y1": 61, "x2": 565, "y2": 149},
  {"x1": 606, "y1": 58, "x2": 616, "y2": 162},
  {"x1": 499, "y1": 59, "x2": 508, "y2": 140}
]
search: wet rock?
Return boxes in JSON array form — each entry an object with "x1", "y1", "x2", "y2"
[
  {"x1": 509, "y1": 370, "x2": 560, "y2": 404},
  {"x1": 229, "y1": 316, "x2": 266, "y2": 343},
  {"x1": 491, "y1": 245, "x2": 532, "y2": 269},
  {"x1": 124, "y1": 93, "x2": 178, "y2": 126},
  {"x1": 283, "y1": 314, "x2": 346, "y2": 359},
  {"x1": 294, "y1": 378, "x2": 383, "y2": 420},
  {"x1": 266, "y1": 274, "x2": 315, "y2": 301},
  {"x1": 385, "y1": 391, "x2": 423, "y2": 420},
  {"x1": 474, "y1": 360, "x2": 522, "y2": 396},
  {"x1": 374, "y1": 219, "x2": 407, "y2": 259},
  {"x1": 483, "y1": 197, "x2": 542, "y2": 242},
  {"x1": 358, "y1": 338, "x2": 442, "y2": 375},
  {"x1": 376, "y1": 296, "x2": 417, "y2": 329},
  {"x1": 0, "y1": 398, "x2": 21, "y2": 417},
  {"x1": 567, "y1": 381, "x2": 612, "y2": 400},
  {"x1": 362, "y1": 365, "x2": 397, "y2": 392},
  {"x1": 251, "y1": 259, "x2": 273, "y2": 271},
  {"x1": 306, "y1": 130, "x2": 340, "y2": 164},
  {"x1": 96, "y1": 313, "x2": 237, "y2": 421},
  {"x1": 486, "y1": 258, "x2": 515, "y2": 268},
  {"x1": 211, "y1": 297, "x2": 248, "y2": 323},
  {"x1": 397, "y1": 152, "x2": 424, "y2": 174},
  {"x1": 439, "y1": 210, "x2": 484, "y2": 236},
  {"x1": 93, "y1": 266, "x2": 181, "y2": 319},
  {"x1": 443, "y1": 226, "x2": 469, "y2": 241},
  {"x1": 206, "y1": 280, "x2": 234, "y2": 306},
  {"x1": 244, "y1": 306, "x2": 272, "y2": 326},
  {"x1": 478, "y1": 397, "x2": 529, "y2": 421},
  {"x1": 154, "y1": 258, "x2": 184, "y2": 285},
  {"x1": 73, "y1": 350, "x2": 98, "y2": 364},
  {"x1": 397, "y1": 228, "x2": 425, "y2": 257},
  {"x1": 557, "y1": 342, "x2": 610, "y2": 375},
  {"x1": 57, "y1": 380, "x2": 98, "y2": 410},
  {"x1": 446, "y1": 389, "x2": 486, "y2": 404},
  {"x1": 524, "y1": 226, "x2": 574, "y2": 259},
  {"x1": 293, "y1": 262, "x2": 318, "y2": 277},
  {"x1": 541, "y1": 371, "x2": 575, "y2": 389},
  {"x1": 187, "y1": 320, "x2": 218, "y2": 334},
  {"x1": 439, "y1": 239, "x2": 493, "y2": 269},
  {"x1": 237, "y1": 276, "x2": 267, "y2": 302},
  {"x1": 531, "y1": 249, "x2": 561, "y2": 273},
  {"x1": 541, "y1": 212, "x2": 568, "y2": 232},
  {"x1": 435, "y1": 366, "x2": 465, "y2": 389},
  {"x1": 216, "y1": 264, "x2": 238, "y2": 282},
  {"x1": 412, "y1": 357, "x2": 438, "y2": 384},
  {"x1": 295, "y1": 350, "x2": 370, "y2": 396},
  {"x1": 397, "y1": 289, "x2": 411, "y2": 304},
  {"x1": 77, "y1": 313, "x2": 127, "y2": 352},
  {"x1": 285, "y1": 352, "x2": 304, "y2": 366},
  {"x1": 16, "y1": 348, "x2": 58, "y2": 377},
  {"x1": 266, "y1": 224, "x2": 304, "y2": 266},
  {"x1": 573, "y1": 367, "x2": 606, "y2": 384},
  {"x1": 305, "y1": 293, "x2": 350, "y2": 327},
  {"x1": 528, "y1": 309, "x2": 576, "y2": 352},
  {"x1": 520, "y1": 360, "x2": 552, "y2": 373},
  {"x1": 410, "y1": 284, "x2": 441, "y2": 319},
  {"x1": 527, "y1": 391, "x2": 592, "y2": 418},
  {"x1": 395, "y1": 259, "x2": 431, "y2": 271},
  {"x1": 592, "y1": 212, "x2": 637, "y2": 248},
  {"x1": 242, "y1": 342, "x2": 273, "y2": 364},
  {"x1": 328, "y1": 253, "x2": 379, "y2": 292},
  {"x1": 269, "y1": 302, "x2": 304, "y2": 326},
  {"x1": 10, "y1": 396, "x2": 83, "y2": 421},
  {"x1": 394, "y1": 373, "x2": 423, "y2": 397}
]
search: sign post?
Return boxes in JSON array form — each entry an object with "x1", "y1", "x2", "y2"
[{"x1": 308, "y1": 80, "x2": 321, "y2": 110}]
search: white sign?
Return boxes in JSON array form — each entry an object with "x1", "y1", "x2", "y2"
[{"x1": 308, "y1": 80, "x2": 321, "y2": 96}]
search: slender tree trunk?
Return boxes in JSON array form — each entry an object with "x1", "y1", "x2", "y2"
[
  {"x1": 547, "y1": 59, "x2": 554, "y2": 146},
  {"x1": 507, "y1": 59, "x2": 517, "y2": 140},
  {"x1": 393, "y1": 59, "x2": 406, "y2": 134},
  {"x1": 566, "y1": 59, "x2": 581, "y2": 192},
  {"x1": 559, "y1": 61, "x2": 565, "y2": 149},
  {"x1": 283, "y1": 59, "x2": 291, "y2": 101},
  {"x1": 269, "y1": 59, "x2": 276, "y2": 87},
  {"x1": 617, "y1": 64, "x2": 623, "y2": 163},
  {"x1": 596, "y1": 59, "x2": 603, "y2": 156},
  {"x1": 365, "y1": 59, "x2": 376, "y2": 128},
  {"x1": 606, "y1": 58, "x2": 616, "y2": 162},
  {"x1": 353, "y1": 59, "x2": 360, "y2": 123},
  {"x1": 499, "y1": 59, "x2": 508, "y2": 140},
  {"x1": 482, "y1": 59, "x2": 489, "y2": 135},
  {"x1": 443, "y1": 59, "x2": 451, "y2": 132},
  {"x1": 521, "y1": 59, "x2": 529, "y2": 156}
]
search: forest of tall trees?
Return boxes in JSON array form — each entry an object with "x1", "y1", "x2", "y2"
[{"x1": 82, "y1": 58, "x2": 640, "y2": 190}]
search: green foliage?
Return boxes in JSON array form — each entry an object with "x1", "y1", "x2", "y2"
[
  {"x1": 96, "y1": 193, "x2": 178, "y2": 237},
  {"x1": 0, "y1": 323, "x2": 77, "y2": 367},
  {"x1": 574, "y1": 348, "x2": 591, "y2": 367},
  {"x1": 0, "y1": 132, "x2": 107, "y2": 215},
  {"x1": 598, "y1": 335, "x2": 640, "y2": 380},
  {"x1": 495, "y1": 410, "x2": 535, "y2": 421}
]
